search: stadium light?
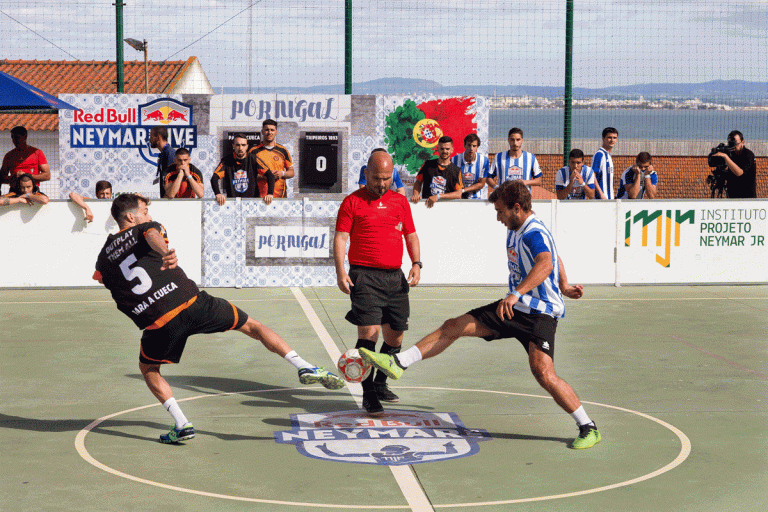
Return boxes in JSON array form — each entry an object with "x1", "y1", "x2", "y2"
[{"x1": 124, "y1": 38, "x2": 148, "y2": 93}]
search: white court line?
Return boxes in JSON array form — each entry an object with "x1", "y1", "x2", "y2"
[{"x1": 290, "y1": 287, "x2": 435, "y2": 512}]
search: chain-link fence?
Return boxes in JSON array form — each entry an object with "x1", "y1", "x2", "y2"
[{"x1": 1, "y1": 1, "x2": 766, "y2": 198}]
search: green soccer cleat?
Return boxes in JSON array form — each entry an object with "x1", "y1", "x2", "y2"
[
  {"x1": 570, "y1": 422, "x2": 601, "y2": 449},
  {"x1": 298, "y1": 367, "x2": 346, "y2": 390},
  {"x1": 160, "y1": 423, "x2": 195, "y2": 444},
  {"x1": 359, "y1": 348, "x2": 403, "y2": 380}
]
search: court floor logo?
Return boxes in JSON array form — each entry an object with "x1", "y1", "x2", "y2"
[{"x1": 274, "y1": 410, "x2": 491, "y2": 465}]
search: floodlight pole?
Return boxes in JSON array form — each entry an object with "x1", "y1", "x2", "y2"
[
  {"x1": 345, "y1": 0, "x2": 352, "y2": 94},
  {"x1": 115, "y1": 1, "x2": 125, "y2": 93},
  {"x1": 142, "y1": 40, "x2": 148, "y2": 93},
  {"x1": 563, "y1": 0, "x2": 574, "y2": 165}
]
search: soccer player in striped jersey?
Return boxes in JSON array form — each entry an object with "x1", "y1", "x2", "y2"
[
  {"x1": 360, "y1": 180, "x2": 602, "y2": 449},
  {"x1": 451, "y1": 133, "x2": 489, "y2": 199},
  {"x1": 617, "y1": 152, "x2": 658, "y2": 199},
  {"x1": 488, "y1": 127, "x2": 542, "y2": 193},
  {"x1": 592, "y1": 127, "x2": 618, "y2": 200},
  {"x1": 555, "y1": 148, "x2": 595, "y2": 200}
]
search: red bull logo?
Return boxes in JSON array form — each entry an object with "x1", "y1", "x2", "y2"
[{"x1": 140, "y1": 100, "x2": 190, "y2": 125}]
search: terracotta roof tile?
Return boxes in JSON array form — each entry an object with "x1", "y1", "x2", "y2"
[{"x1": 0, "y1": 58, "x2": 194, "y2": 131}]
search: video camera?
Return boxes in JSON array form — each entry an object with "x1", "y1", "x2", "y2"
[
  {"x1": 706, "y1": 138, "x2": 736, "y2": 198},
  {"x1": 707, "y1": 141, "x2": 735, "y2": 168}
]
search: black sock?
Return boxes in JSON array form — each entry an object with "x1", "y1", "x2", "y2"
[
  {"x1": 374, "y1": 343, "x2": 401, "y2": 383},
  {"x1": 356, "y1": 339, "x2": 377, "y2": 391},
  {"x1": 355, "y1": 338, "x2": 376, "y2": 352}
]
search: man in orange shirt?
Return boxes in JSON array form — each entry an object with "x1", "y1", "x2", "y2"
[
  {"x1": 250, "y1": 119, "x2": 294, "y2": 198},
  {"x1": 1, "y1": 126, "x2": 51, "y2": 190}
]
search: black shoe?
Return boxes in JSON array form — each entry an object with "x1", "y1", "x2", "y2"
[
  {"x1": 362, "y1": 390, "x2": 384, "y2": 416},
  {"x1": 373, "y1": 382, "x2": 399, "y2": 403}
]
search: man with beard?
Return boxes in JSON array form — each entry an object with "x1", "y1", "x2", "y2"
[{"x1": 211, "y1": 133, "x2": 274, "y2": 205}]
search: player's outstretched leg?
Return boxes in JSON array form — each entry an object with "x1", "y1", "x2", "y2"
[
  {"x1": 361, "y1": 314, "x2": 486, "y2": 379},
  {"x1": 237, "y1": 317, "x2": 344, "y2": 390}
]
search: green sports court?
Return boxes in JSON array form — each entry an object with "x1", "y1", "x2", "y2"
[{"x1": 2, "y1": 284, "x2": 766, "y2": 511}]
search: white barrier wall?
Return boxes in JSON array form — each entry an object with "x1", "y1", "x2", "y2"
[
  {"x1": 0, "y1": 201, "x2": 202, "y2": 287},
  {"x1": 1, "y1": 199, "x2": 766, "y2": 288}
]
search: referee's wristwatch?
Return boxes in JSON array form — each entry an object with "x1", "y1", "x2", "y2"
[{"x1": 412, "y1": 261, "x2": 423, "y2": 269}]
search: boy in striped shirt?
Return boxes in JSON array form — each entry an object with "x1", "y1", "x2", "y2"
[
  {"x1": 488, "y1": 127, "x2": 542, "y2": 193},
  {"x1": 360, "y1": 180, "x2": 601, "y2": 449},
  {"x1": 451, "y1": 133, "x2": 489, "y2": 199},
  {"x1": 555, "y1": 148, "x2": 595, "y2": 200}
]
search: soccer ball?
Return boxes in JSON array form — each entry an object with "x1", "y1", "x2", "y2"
[{"x1": 337, "y1": 348, "x2": 372, "y2": 383}]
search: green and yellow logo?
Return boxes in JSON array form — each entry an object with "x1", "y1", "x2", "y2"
[{"x1": 625, "y1": 210, "x2": 695, "y2": 267}]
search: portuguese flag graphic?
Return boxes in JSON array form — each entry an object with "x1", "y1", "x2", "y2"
[{"x1": 384, "y1": 97, "x2": 477, "y2": 175}]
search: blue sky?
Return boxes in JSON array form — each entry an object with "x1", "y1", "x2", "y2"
[{"x1": 1, "y1": 0, "x2": 766, "y2": 89}]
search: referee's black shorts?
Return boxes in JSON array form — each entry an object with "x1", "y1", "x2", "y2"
[
  {"x1": 345, "y1": 264, "x2": 410, "y2": 332},
  {"x1": 139, "y1": 291, "x2": 249, "y2": 365},
  {"x1": 467, "y1": 299, "x2": 557, "y2": 359}
]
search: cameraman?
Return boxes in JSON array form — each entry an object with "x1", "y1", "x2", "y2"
[{"x1": 713, "y1": 130, "x2": 756, "y2": 198}]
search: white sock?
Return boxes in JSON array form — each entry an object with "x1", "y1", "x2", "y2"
[
  {"x1": 395, "y1": 346, "x2": 422, "y2": 369},
  {"x1": 570, "y1": 405, "x2": 592, "y2": 426},
  {"x1": 163, "y1": 397, "x2": 190, "y2": 429},
  {"x1": 284, "y1": 350, "x2": 312, "y2": 370}
]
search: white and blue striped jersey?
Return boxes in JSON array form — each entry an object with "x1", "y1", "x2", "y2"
[
  {"x1": 507, "y1": 214, "x2": 565, "y2": 318},
  {"x1": 490, "y1": 151, "x2": 542, "y2": 191},
  {"x1": 617, "y1": 166, "x2": 658, "y2": 199},
  {"x1": 451, "y1": 153, "x2": 490, "y2": 199},
  {"x1": 555, "y1": 164, "x2": 595, "y2": 200},
  {"x1": 591, "y1": 147, "x2": 614, "y2": 199}
]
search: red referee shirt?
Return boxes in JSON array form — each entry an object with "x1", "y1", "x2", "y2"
[{"x1": 335, "y1": 188, "x2": 416, "y2": 269}]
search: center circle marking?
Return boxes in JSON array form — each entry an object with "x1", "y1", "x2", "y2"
[{"x1": 75, "y1": 386, "x2": 691, "y2": 508}]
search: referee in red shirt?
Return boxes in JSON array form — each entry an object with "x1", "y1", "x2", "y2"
[{"x1": 334, "y1": 149, "x2": 422, "y2": 416}]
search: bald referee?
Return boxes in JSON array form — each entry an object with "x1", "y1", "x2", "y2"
[{"x1": 334, "y1": 149, "x2": 422, "y2": 416}]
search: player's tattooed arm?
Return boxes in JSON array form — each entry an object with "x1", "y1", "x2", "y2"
[{"x1": 144, "y1": 227, "x2": 178, "y2": 270}]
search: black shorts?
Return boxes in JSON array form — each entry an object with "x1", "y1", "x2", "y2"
[
  {"x1": 345, "y1": 265, "x2": 410, "y2": 332},
  {"x1": 467, "y1": 300, "x2": 557, "y2": 359},
  {"x1": 139, "y1": 291, "x2": 249, "y2": 365}
]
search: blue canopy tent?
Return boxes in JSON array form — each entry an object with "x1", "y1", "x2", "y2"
[{"x1": 0, "y1": 71, "x2": 79, "y2": 113}]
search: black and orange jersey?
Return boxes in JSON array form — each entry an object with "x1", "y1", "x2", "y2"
[
  {"x1": 210, "y1": 153, "x2": 274, "y2": 198},
  {"x1": 163, "y1": 164, "x2": 204, "y2": 198},
  {"x1": 416, "y1": 159, "x2": 463, "y2": 199},
  {"x1": 94, "y1": 221, "x2": 199, "y2": 329},
  {"x1": 249, "y1": 143, "x2": 292, "y2": 198}
]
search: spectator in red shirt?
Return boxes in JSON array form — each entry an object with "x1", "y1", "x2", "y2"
[
  {"x1": 1, "y1": 126, "x2": 51, "y2": 190},
  {"x1": 334, "y1": 148, "x2": 422, "y2": 416}
]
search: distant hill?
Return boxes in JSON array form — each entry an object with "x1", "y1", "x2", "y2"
[{"x1": 221, "y1": 79, "x2": 767, "y2": 105}]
